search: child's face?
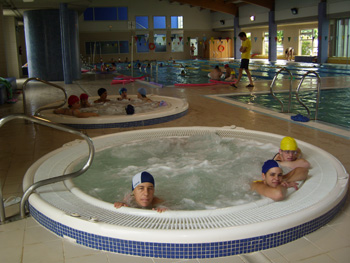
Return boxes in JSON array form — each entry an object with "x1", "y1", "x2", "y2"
[
  {"x1": 71, "y1": 101, "x2": 81, "y2": 109},
  {"x1": 101, "y1": 92, "x2": 107, "y2": 100}
]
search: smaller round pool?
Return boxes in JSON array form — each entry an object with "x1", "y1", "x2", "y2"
[{"x1": 38, "y1": 95, "x2": 188, "y2": 129}]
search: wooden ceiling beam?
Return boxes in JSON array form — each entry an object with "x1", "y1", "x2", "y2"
[
  {"x1": 241, "y1": 0, "x2": 275, "y2": 10},
  {"x1": 173, "y1": 0, "x2": 238, "y2": 16}
]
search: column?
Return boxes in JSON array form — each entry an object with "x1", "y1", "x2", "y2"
[
  {"x1": 318, "y1": 0, "x2": 329, "y2": 64},
  {"x1": 268, "y1": 11, "x2": 277, "y2": 62},
  {"x1": 234, "y1": 16, "x2": 241, "y2": 59}
]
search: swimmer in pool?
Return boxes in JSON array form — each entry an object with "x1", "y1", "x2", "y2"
[
  {"x1": 94, "y1": 88, "x2": 110, "y2": 103},
  {"x1": 54, "y1": 95, "x2": 99, "y2": 118},
  {"x1": 118, "y1": 87, "x2": 131, "y2": 101},
  {"x1": 80, "y1": 93, "x2": 91, "y2": 108},
  {"x1": 114, "y1": 171, "x2": 167, "y2": 212},
  {"x1": 273, "y1": 136, "x2": 310, "y2": 182},
  {"x1": 209, "y1": 65, "x2": 224, "y2": 80},
  {"x1": 137, "y1": 87, "x2": 152, "y2": 102},
  {"x1": 251, "y1": 160, "x2": 300, "y2": 201}
]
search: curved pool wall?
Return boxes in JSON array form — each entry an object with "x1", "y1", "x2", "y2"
[
  {"x1": 23, "y1": 127, "x2": 348, "y2": 259},
  {"x1": 38, "y1": 95, "x2": 188, "y2": 129}
]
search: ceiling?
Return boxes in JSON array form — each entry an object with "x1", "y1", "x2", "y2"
[{"x1": 1, "y1": 0, "x2": 275, "y2": 19}]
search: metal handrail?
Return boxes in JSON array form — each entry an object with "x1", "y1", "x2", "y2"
[
  {"x1": 269, "y1": 67, "x2": 293, "y2": 113},
  {"x1": 0, "y1": 114, "x2": 95, "y2": 220},
  {"x1": 296, "y1": 71, "x2": 321, "y2": 120},
  {"x1": 22, "y1": 78, "x2": 68, "y2": 116}
]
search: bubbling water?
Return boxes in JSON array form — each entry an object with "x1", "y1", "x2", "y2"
[
  {"x1": 80, "y1": 98, "x2": 162, "y2": 116},
  {"x1": 72, "y1": 133, "x2": 278, "y2": 210}
]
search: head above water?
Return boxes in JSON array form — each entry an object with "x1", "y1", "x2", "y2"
[
  {"x1": 262, "y1": 160, "x2": 280, "y2": 174},
  {"x1": 132, "y1": 171, "x2": 155, "y2": 191},
  {"x1": 280, "y1": 136, "x2": 298, "y2": 151},
  {"x1": 137, "y1": 87, "x2": 147, "y2": 97},
  {"x1": 125, "y1": 104, "x2": 135, "y2": 115},
  {"x1": 98, "y1": 88, "x2": 107, "y2": 96},
  {"x1": 80, "y1": 93, "x2": 89, "y2": 100},
  {"x1": 68, "y1": 95, "x2": 79, "y2": 107},
  {"x1": 119, "y1": 87, "x2": 127, "y2": 95}
]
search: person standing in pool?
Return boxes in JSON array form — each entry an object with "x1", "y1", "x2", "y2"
[
  {"x1": 94, "y1": 88, "x2": 110, "y2": 103},
  {"x1": 114, "y1": 171, "x2": 167, "y2": 212},
  {"x1": 234, "y1": 32, "x2": 254, "y2": 89},
  {"x1": 251, "y1": 160, "x2": 300, "y2": 201},
  {"x1": 137, "y1": 87, "x2": 152, "y2": 102},
  {"x1": 273, "y1": 136, "x2": 310, "y2": 182},
  {"x1": 209, "y1": 65, "x2": 224, "y2": 80}
]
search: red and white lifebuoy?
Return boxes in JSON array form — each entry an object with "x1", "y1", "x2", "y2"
[
  {"x1": 149, "y1": 43, "x2": 156, "y2": 50},
  {"x1": 218, "y1": 45, "x2": 225, "y2": 52}
]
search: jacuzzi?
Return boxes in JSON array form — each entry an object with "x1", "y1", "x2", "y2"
[
  {"x1": 22, "y1": 126, "x2": 348, "y2": 259},
  {"x1": 38, "y1": 95, "x2": 188, "y2": 129}
]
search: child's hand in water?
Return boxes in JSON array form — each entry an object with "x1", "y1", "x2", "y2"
[
  {"x1": 114, "y1": 202, "x2": 129, "y2": 208},
  {"x1": 153, "y1": 207, "x2": 168, "y2": 213}
]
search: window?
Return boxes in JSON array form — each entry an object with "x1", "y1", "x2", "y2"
[
  {"x1": 300, "y1": 28, "x2": 318, "y2": 56},
  {"x1": 136, "y1": 16, "x2": 149, "y2": 29},
  {"x1": 171, "y1": 33, "x2": 184, "y2": 52},
  {"x1": 154, "y1": 16, "x2": 166, "y2": 29},
  {"x1": 85, "y1": 41, "x2": 128, "y2": 54},
  {"x1": 263, "y1": 32, "x2": 269, "y2": 55},
  {"x1": 277, "y1": 30, "x2": 284, "y2": 55},
  {"x1": 136, "y1": 34, "x2": 149, "y2": 53},
  {"x1": 154, "y1": 33, "x2": 167, "y2": 52},
  {"x1": 171, "y1": 16, "x2": 183, "y2": 29},
  {"x1": 119, "y1": 41, "x2": 129, "y2": 54},
  {"x1": 83, "y1": 7, "x2": 128, "y2": 21},
  {"x1": 334, "y1": 19, "x2": 349, "y2": 57}
]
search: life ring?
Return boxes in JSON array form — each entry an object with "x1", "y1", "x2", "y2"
[
  {"x1": 149, "y1": 43, "x2": 156, "y2": 50},
  {"x1": 218, "y1": 45, "x2": 225, "y2": 52}
]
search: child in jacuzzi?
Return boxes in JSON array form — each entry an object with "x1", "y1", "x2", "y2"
[
  {"x1": 80, "y1": 93, "x2": 91, "y2": 108},
  {"x1": 94, "y1": 88, "x2": 111, "y2": 103},
  {"x1": 137, "y1": 87, "x2": 153, "y2": 103},
  {"x1": 250, "y1": 160, "x2": 302, "y2": 201},
  {"x1": 54, "y1": 95, "x2": 99, "y2": 118},
  {"x1": 114, "y1": 171, "x2": 167, "y2": 213},
  {"x1": 118, "y1": 87, "x2": 132, "y2": 101}
]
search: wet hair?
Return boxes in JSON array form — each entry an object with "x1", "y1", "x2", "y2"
[
  {"x1": 238, "y1": 32, "x2": 246, "y2": 38},
  {"x1": 125, "y1": 104, "x2": 135, "y2": 115},
  {"x1": 98, "y1": 88, "x2": 107, "y2": 96}
]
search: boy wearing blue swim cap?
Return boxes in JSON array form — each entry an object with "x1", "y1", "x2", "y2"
[
  {"x1": 251, "y1": 160, "x2": 300, "y2": 201},
  {"x1": 114, "y1": 171, "x2": 167, "y2": 213}
]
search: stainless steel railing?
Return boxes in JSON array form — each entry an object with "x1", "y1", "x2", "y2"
[
  {"x1": 22, "y1": 78, "x2": 68, "y2": 116},
  {"x1": 269, "y1": 67, "x2": 293, "y2": 113},
  {"x1": 296, "y1": 71, "x2": 321, "y2": 120},
  {"x1": 0, "y1": 114, "x2": 95, "y2": 222}
]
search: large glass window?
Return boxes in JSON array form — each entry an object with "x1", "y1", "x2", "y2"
[
  {"x1": 277, "y1": 30, "x2": 284, "y2": 55},
  {"x1": 119, "y1": 41, "x2": 129, "y2": 53},
  {"x1": 171, "y1": 33, "x2": 184, "y2": 52},
  {"x1": 263, "y1": 32, "x2": 269, "y2": 55},
  {"x1": 154, "y1": 16, "x2": 166, "y2": 29},
  {"x1": 85, "y1": 41, "x2": 128, "y2": 54},
  {"x1": 136, "y1": 34, "x2": 149, "y2": 53},
  {"x1": 136, "y1": 16, "x2": 149, "y2": 29},
  {"x1": 335, "y1": 19, "x2": 350, "y2": 57},
  {"x1": 154, "y1": 33, "x2": 167, "y2": 52},
  {"x1": 171, "y1": 16, "x2": 183, "y2": 29},
  {"x1": 300, "y1": 28, "x2": 318, "y2": 56},
  {"x1": 83, "y1": 7, "x2": 128, "y2": 21}
]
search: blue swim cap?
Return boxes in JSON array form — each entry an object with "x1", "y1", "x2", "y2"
[
  {"x1": 137, "y1": 87, "x2": 147, "y2": 96},
  {"x1": 132, "y1": 171, "x2": 155, "y2": 191},
  {"x1": 98, "y1": 88, "x2": 106, "y2": 96},
  {"x1": 119, "y1": 87, "x2": 127, "y2": 95},
  {"x1": 262, "y1": 160, "x2": 279, "y2": 174}
]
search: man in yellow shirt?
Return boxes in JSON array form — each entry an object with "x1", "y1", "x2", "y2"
[{"x1": 235, "y1": 32, "x2": 254, "y2": 88}]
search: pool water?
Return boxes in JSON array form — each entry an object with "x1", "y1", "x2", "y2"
[
  {"x1": 226, "y1": 88, "x2": 350, "y2": 129},
  {"x1": 72, "y1": 133, "x2": 282, "y2": 210},
  {"x1": 111, "y1": 60, "x2": 350, "y2": 86}
]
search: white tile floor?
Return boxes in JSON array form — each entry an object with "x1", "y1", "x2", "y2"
[{"x1": 0, "y1": 69, "x2": 350, "y2": 262}]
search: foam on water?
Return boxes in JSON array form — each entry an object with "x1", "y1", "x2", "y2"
[{"x1": 72, "y1": 133, "x2": 278, "y2": 210}]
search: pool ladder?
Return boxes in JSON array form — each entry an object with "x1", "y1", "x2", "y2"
[
  {"x1": 0, "y1": 114, "x2": 95, "y2": 224},
  {"x1": 22, "y1": 77, "x2": 68, "y2": 116},
  {"x1": 270, "y1": 68, "x2": 321, "y2": 120}
]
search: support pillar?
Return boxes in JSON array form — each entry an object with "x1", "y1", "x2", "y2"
[
  {"x1": 318, "y1": 0, "x2": 329, "y2": 64},
  {"x1": 268, "y1": 11, "x2": 277, "y2": 62}
]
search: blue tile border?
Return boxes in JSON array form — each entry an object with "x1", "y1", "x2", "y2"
[
  {"x1": 61, "y1": 110, "x2": 188, "y2": 129},
  {"x1": 29, "y1": 193, "x2": 347, "y2": 259}
]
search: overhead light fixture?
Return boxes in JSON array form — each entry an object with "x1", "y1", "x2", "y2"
[
  {"x1": 250, "y1": 16, "x2": 255, "y2": 21},
  {"x1": 291, "y1": 8, "x2": 298, "y2": 15}
]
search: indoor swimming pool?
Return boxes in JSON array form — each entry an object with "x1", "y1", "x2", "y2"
[
  {"x1": 101, "y1": 59, "x2": 350, "y2": 86},
  {"x1": 225, "y1": 88, "x2": 350, "y2": 129}
]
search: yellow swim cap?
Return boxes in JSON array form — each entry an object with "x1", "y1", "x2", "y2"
[{"x1": 280, "y1": 136, "x2": 297, "y2": 151}]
